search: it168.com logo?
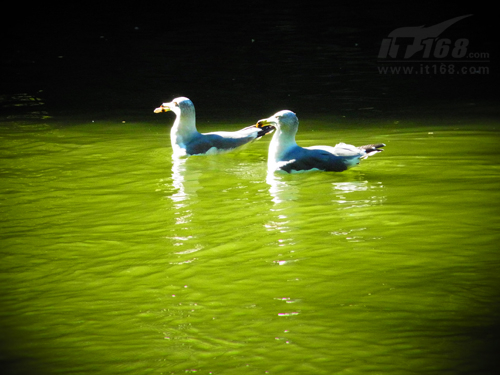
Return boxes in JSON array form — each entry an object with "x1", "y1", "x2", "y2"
[{"x1": 378, "y1": 14, "x2": 473, "y2": 60}]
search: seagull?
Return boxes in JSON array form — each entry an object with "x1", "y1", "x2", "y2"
[
  {"x1": 154, "y1": 97, "x2": 274, "y2": 157},
  {"x1": 256, "y1": 110, "x2": 385, "y2": 173}
]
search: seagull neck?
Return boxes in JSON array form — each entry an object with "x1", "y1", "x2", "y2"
[
  {"x1": 171, "y1": 110, "x2": 199, "y2": 143},
  {"x1": 270, "y1": 127, "x2": 297, "y2": 158}
]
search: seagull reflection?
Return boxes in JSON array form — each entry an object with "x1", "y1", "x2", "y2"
[
  {"x1": 332, "y1": 180, "x2": 386, "y2": 208},
  {"x1": 263, "y1": 172, "x2": 300, "y2": 238},
  {"x1": 332, "y1": 181, "x2": 370, "y2": 192},
  {"x1": 170, "y1": 157, "x2": 202, "y2": 205},
  {"x1": 170, "y1": 157, "x2": 188, "y2": 203},
  {"x1": 266, "y1": 171, "x2": 300, "y2": 205},
  {"x1": 264, "y1": 171, "x2": 386, "y2": 244},
  {"x1": 163, "y1": 157, "x2": 204, "y2": 260}
]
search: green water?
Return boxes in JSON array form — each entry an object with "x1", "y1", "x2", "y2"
[{"x1": 1, "y1": 116, "x2": 499, "y2": 374}]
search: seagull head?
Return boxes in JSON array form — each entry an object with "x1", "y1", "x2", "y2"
[
  {"x1": 154, "y1": 97, "x2": 194, "y2": 116},
  {"x1": 256, "y1": 110, "x2": 298, "y2": 132}
]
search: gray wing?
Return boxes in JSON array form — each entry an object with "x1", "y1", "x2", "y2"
[
  {"x1": 279, "y1": 147, "x2": 352, "y2": 172},
  {"x1": 184, "y1": 125, "x2": 274, "y2": 155},
  {"x1": 205, "y1": 132, "x2": 257, "y2": 149},
  {"x1": 199, "y1": 125, "x2": 274, "y2": 152},
  {"x1": 182, "y1": 133, "x2": 247, "y2": 155},
  {"x1": 183, "y1": 130, "x2": 255, "y2": 155}
]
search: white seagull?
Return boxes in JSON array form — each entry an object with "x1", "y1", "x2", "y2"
[
  {"x1": 256, "y1": 110, "x2": 385, "y2": 173},
  {"x1": 154, "y1": 97, "x2": 274, "y2": 157}
]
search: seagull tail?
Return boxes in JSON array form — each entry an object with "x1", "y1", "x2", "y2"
[
  {"x1": 359, "y1": 143, "x2": 385, "y2": 158},
  {"x1": 240, "y1": 124, "x2": 275, "y2": 139},
  {"x1": 256, "y1": 125, "x2": 275, "y2": 139}
]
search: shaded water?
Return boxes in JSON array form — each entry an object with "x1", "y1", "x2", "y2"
[{"x1": 1, "y1": 113, "x2": 499, "y2": 374}]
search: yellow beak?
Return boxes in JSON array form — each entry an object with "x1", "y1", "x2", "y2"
[
  {"x1": 153, "y1": 104, "x2": 172, "y2": 114},
  {"x1": 256, "y1": 118, "x2": 275, "y2": 128}
]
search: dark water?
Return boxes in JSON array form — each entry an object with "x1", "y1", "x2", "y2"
[
  {"x1": 2, "y1": 2, "x2": 496, "y2": 120},
  {"x1": 1, "y1": 3, "x2": 499, "y2": 375}
]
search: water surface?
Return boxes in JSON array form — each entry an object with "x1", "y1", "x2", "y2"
[{"x1": 1, "y1": 114, "x2": 499, "y2": 374}]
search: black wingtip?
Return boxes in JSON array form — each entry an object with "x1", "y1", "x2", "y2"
[
  {"x1": 359, "y1": 143, "x2": 385, "y2": 152},
  {"x1": 358, "y1": 143, "x2": 385, "y2": 158},
  {"x1": 256, "y1": 125, "x2": 275, "y2": 138}
]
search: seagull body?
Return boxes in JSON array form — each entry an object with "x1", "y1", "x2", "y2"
[
  {"x1": 154, "y1": 97, "x2": 273, "y2": 157},
  {"x1": 257, "y1": 110, "x2": 385, "y2": 173}
]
